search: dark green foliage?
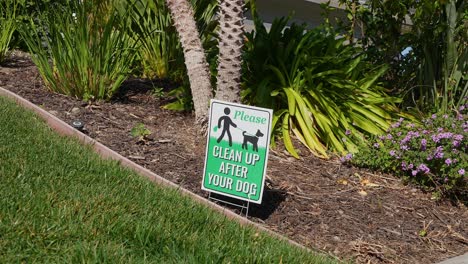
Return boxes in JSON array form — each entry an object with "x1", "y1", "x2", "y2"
[
  {"x1": 242, "y1": 7, "x2": 401, "y2": 157},
  {"x1": 129, "y1": 0, "x2": 184, "y2": 80},
  {"x1": 9, "y1": 0, "x2": 74, "y2": 51},
  {"x1": 0, "y1": 0, "x2": 18, "y2": 63},
  {"x1": 128, "y1": 0, "x2": 219, "y2": 111},
  {"x1": 20, "y1": 1, "x2": 137, "y2": 101},
  {"x1": 339, "y1": 0, "x2": 467, "y2": 113}
]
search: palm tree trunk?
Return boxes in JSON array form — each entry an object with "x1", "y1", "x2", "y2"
[
  {"x1": 214, "y1": 0, "x2": 244, "y2": 103},
  {"x1": 165, "y1": 0, "x2": 213, "y2": 124}
]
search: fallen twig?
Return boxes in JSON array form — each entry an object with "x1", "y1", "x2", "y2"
[{"x1": 447, "y1": 225, "x2": 468, "y2": 244}]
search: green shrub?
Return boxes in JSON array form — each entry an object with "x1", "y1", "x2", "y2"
[
  {"x1": 349, "y1": 106, "x2": 467, "y2": 197},
  {"x1": 4, "y1": 0, "x2": 75, "y2": 52},
  {"x1": 20, "y1": 1, "x2": 136, "y2": 101},
  {"x1": 338, "y1": 0, "x2": 467, "y2": 113},
  {"x1": 127, "y1": 0, "x2": 218, "y2": 111},
  {"x1": 130, "y1": 0, "x2": 182, "y2": 80},
  {"x1": 132, "y1": 0, "x2": 217, "y2": 80},
  {"x1": 0, "y1": 0, "x2": 18, "y2": 63},
  {"x1": 243, "y1": 12, "x2": 402, "y2": 158}
]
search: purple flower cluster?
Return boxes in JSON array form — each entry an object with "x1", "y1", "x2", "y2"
[
  {"x1": 417, "y1": 164, "x2": 430, "y2": 174},
  {"x1": 402, "y1": 162, "x2": 430, "y2": 175},
  {"x1": 434, "y1": 146, "x2": 444, "y2": 159},
  {"x1": 356, "y1": 108, "x2": 467, "y2": 194},
  {"x1": 340, "y1": 153, "x2": 353, "y2": 163},
  {"x1": 401, "y1": 161, "x2": 413, "y2": 170},
  {"x1": 431, "y1": 132, "x2": 455, "y2": 143},
  {"x1": 421, "y1": 139, "x2": 427, "y2": 150},
  {"x1": 401, "y1": 131, "x2": 420, "y2": 144}
]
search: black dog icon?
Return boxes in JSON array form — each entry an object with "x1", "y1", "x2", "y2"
[{"x1": 242, "y1": 129, "x2": 264, "y2": 152}]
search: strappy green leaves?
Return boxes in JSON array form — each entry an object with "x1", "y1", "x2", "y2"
[{"x1": 243, "y1": 15, "x2": 401, "y2": 158}]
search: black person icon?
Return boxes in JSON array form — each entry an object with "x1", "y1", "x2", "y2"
[{"x1": 217, "y1": 107, "x2": 237, "y2": 146}]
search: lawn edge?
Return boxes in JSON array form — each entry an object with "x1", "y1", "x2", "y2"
[{"x1": 0, "y1": 87, "x2": 336, "y2": 260}]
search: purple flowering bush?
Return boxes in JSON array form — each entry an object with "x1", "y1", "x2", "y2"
[{"x1": 349, "y1": 106, "x2": 467, "y2": 196}]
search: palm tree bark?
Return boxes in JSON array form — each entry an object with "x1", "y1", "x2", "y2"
[
  {"x1": 165, "y1": 0, "x2": 213, "y2": 124},
  {"x1": 214, "y1": 0, "x2": 244, "y2": 103}
]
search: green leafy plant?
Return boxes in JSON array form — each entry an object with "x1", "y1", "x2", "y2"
[
  {"x1": 131, "y1": 123, "x2": 152, "y2": 141},
  {"x1": 348, "y1": 107, "x2": 467, "y2": 197},
  {"x1": 436, "y1": 0, "x2": 467, "y2": 113},
  {"x1": 243, "y1": 10, "x2": 401, "y2": 158},
  {"x1": 0, "y1": 0, "x2": 18, "y2": 63},
  {"x1": 5, "y1": 0, "x2": 76, "y2": 52},
  {"x1": 409, "y1": 0, "x2": 467, "y2": 113},
  {"x1": 130, "y1": 0, "x2": 219, "y2": 80},
  {"x1": 152, "y1": 87, "x2": 166, "y2": 98},
  {"x1": 20, "y1": 1, "x2": 137, "y2": 101},
  {"x1": 338, "y1": 0, "x2": 467, "y2": 113},
  {"x1": 128, "y1": 0, "x2": 218, "y2": 111},
  {"x1": 162, "y1": 86, "x2": 193, "y2": 111},
  {"x1": 130, "y1": 0, "x2": 181, "y2": 80}
]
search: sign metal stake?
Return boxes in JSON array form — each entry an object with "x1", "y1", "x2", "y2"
[{"x1": 208, "y1": 192, "x2": 250, "y2": 218}]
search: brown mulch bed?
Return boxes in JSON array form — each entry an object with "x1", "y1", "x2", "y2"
[{"x1": 1, "y1": 53, "x2": 467, "y2": 264}]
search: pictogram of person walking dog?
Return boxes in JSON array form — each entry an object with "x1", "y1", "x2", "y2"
[{"x1": 215, "y1": 107, "x2": 264, "y2": 152}]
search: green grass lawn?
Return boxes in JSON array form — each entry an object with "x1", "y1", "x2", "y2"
[{"x1": 0, "y1": 96, "x2": 336, "y2": 263}]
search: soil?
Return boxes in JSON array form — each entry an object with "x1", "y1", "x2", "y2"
[{"x1": 1, "y1": 52, "x2": 467, "y2": 264}]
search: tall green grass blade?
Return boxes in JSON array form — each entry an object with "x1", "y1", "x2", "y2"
[
  {"x1": 294, "y1": 105, "x2": 328, "y2": 158},
  {"x1": 0, "y1": 0, "x2": 17, "y2": 63},
  {"x1": 281, "y1": 113, "x2": 300, "y2": 158},
  {"x1": 283, "y1": 87, "x2": 296, "y2": 116},
  {"x1": 359, "y1": 65, "x2": 388, "y2": 91}
]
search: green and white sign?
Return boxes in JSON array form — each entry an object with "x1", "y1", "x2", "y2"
[{"x1": 202, "y1": 99, "x2": 273, "y2": 204}]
